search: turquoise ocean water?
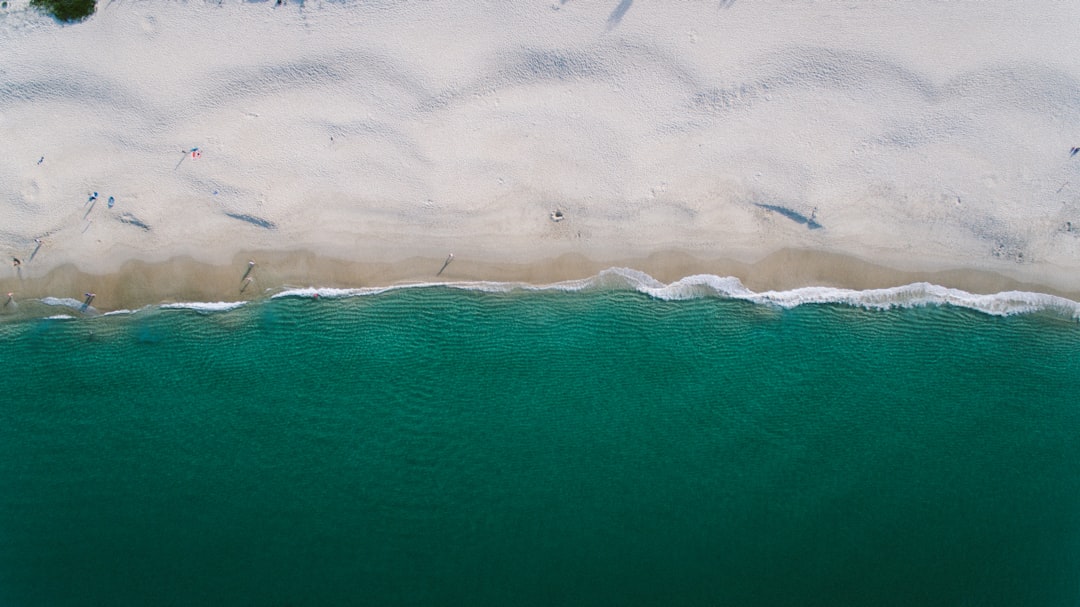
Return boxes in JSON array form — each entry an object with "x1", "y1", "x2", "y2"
[{"x1": 1, "y1": 273, "x2": 1079, "y2": 606}]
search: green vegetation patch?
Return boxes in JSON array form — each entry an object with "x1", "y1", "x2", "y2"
[{"x1": 30, "y1": 0, "x2": 96, "y2": 22}]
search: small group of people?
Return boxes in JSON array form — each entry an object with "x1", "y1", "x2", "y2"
[{"x1": 87, "y1": 191, "x2": 117, "y2": 208}]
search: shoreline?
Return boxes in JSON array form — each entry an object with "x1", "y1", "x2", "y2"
[{"x1": 2, "y1": 247, "x2": 1078, "y2": 315}]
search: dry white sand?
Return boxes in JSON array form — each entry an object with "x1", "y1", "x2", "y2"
[{"x1": 2, "y1": 0, "x2": 1080, "y2": 306}]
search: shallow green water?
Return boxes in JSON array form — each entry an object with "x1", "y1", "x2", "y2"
[{"x1": 1, "y1": 288, "x2": 1078, "y2": 606}]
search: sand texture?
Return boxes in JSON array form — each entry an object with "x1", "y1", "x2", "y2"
[{"x1": 2, "y1": 0, "x2": 1080, "y2": 308}]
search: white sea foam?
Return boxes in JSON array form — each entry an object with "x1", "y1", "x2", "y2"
[
  {"x1": 588, "y1": 268, "x2": 1080, "y2": 318},
  {"x1": 159, "y1": 301, "x2": 248, "y2": 312},
  {"x1": 40, "y1": 297, "x2": 87, "y2": 309},
  {"x1": 273, "y1": 268, "x2": 1080, "y2": 319},
  {"x1": 102, "y1": 309, "x2": 137, "y2": 316},
  {"x1": 28, "y1": 270, "x2": 1080, "y2": 320},
  {"x1": 273, "y1": 287, "x2": 368, "y2": 299},
  {"x1": 39, "y1": 296, "x2": 99, "y2": 315}
]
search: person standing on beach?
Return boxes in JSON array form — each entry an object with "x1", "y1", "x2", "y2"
[
  {"x1": 242, "y1": 260, "x2": 256, "y2": 282},
  {"x1": 437, "y1": 253, "x2": 454, "y2": 277}
]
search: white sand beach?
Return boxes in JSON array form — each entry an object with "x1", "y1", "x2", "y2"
[{"x1": 2, "y1": 0, "x2": 1079, "y2": 308}]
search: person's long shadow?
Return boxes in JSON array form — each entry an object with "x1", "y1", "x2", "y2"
[
  {"x1": 29, "y1": 242, "x2": 42, "y2": 262},
  {"x1": 754, "y1": 203, "x2": 823, "y2": 230},
  {"x1": 436, "y1": 254, "x2": 454, "y2": 277},
  {"x1": 83, "y1": 199, "x2": 96, "y2": 219},
  {"x1": 606, "y1": 0, "x2": 633, "y2": 29}
]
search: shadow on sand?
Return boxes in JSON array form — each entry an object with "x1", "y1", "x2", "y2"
[
  {"x1": 755, "y1": 203, "x2": 823, "y2": 230},
  {"x1": 225, "y1": 212, "x2": 277, "y2": 230},
  {"x1": 119, "y1": 213, "x2": 152, "y2": 231},
  {"x1": 606, "y1": 0, "x2": 633, "y2": 29}
]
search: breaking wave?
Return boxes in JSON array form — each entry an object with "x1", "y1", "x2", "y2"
[
  {"x1": 14, "y1": 269, "x2": 1079, "y2": 320},
  {"x1": 271, "y1": 268, "x2": 1080, "y2": 319}
]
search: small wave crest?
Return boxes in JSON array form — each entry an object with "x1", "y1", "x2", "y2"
[
  {"x1": 159, "y1": 301, "x2": 248, "y2": 312},
  {"x1": 102, "y1": 309, "x2": 137, "y2": 316}
]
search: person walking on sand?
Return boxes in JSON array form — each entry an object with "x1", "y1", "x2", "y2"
[{"x1": 12, "y1": 258, "x2": 20, "y2": 268}]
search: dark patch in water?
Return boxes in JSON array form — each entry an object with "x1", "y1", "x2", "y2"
[
  {"x1": 754, "y1": 203, "x2": 822, "y2": 229},
  {"x1": 137, "y1": 326, "x2": 164, "y2": 344},
  {"x1": 225, "y1": 213, "x2": 277, "y2": 230}
]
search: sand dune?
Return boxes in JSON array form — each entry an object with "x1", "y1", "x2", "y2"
[{"x1": 2, "y1": 0, "x2": 1079, "y2": 307}]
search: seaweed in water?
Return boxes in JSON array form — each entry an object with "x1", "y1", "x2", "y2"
[
  {"x1": 225, "y1": 213, "x2": 277, "y2": 230},
  {"x1": 754, "y1": 203, "x2": 822, "y2": 230},
  {"x1": 118, "y1": 213, "x2": 151, "y2": 231}
]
